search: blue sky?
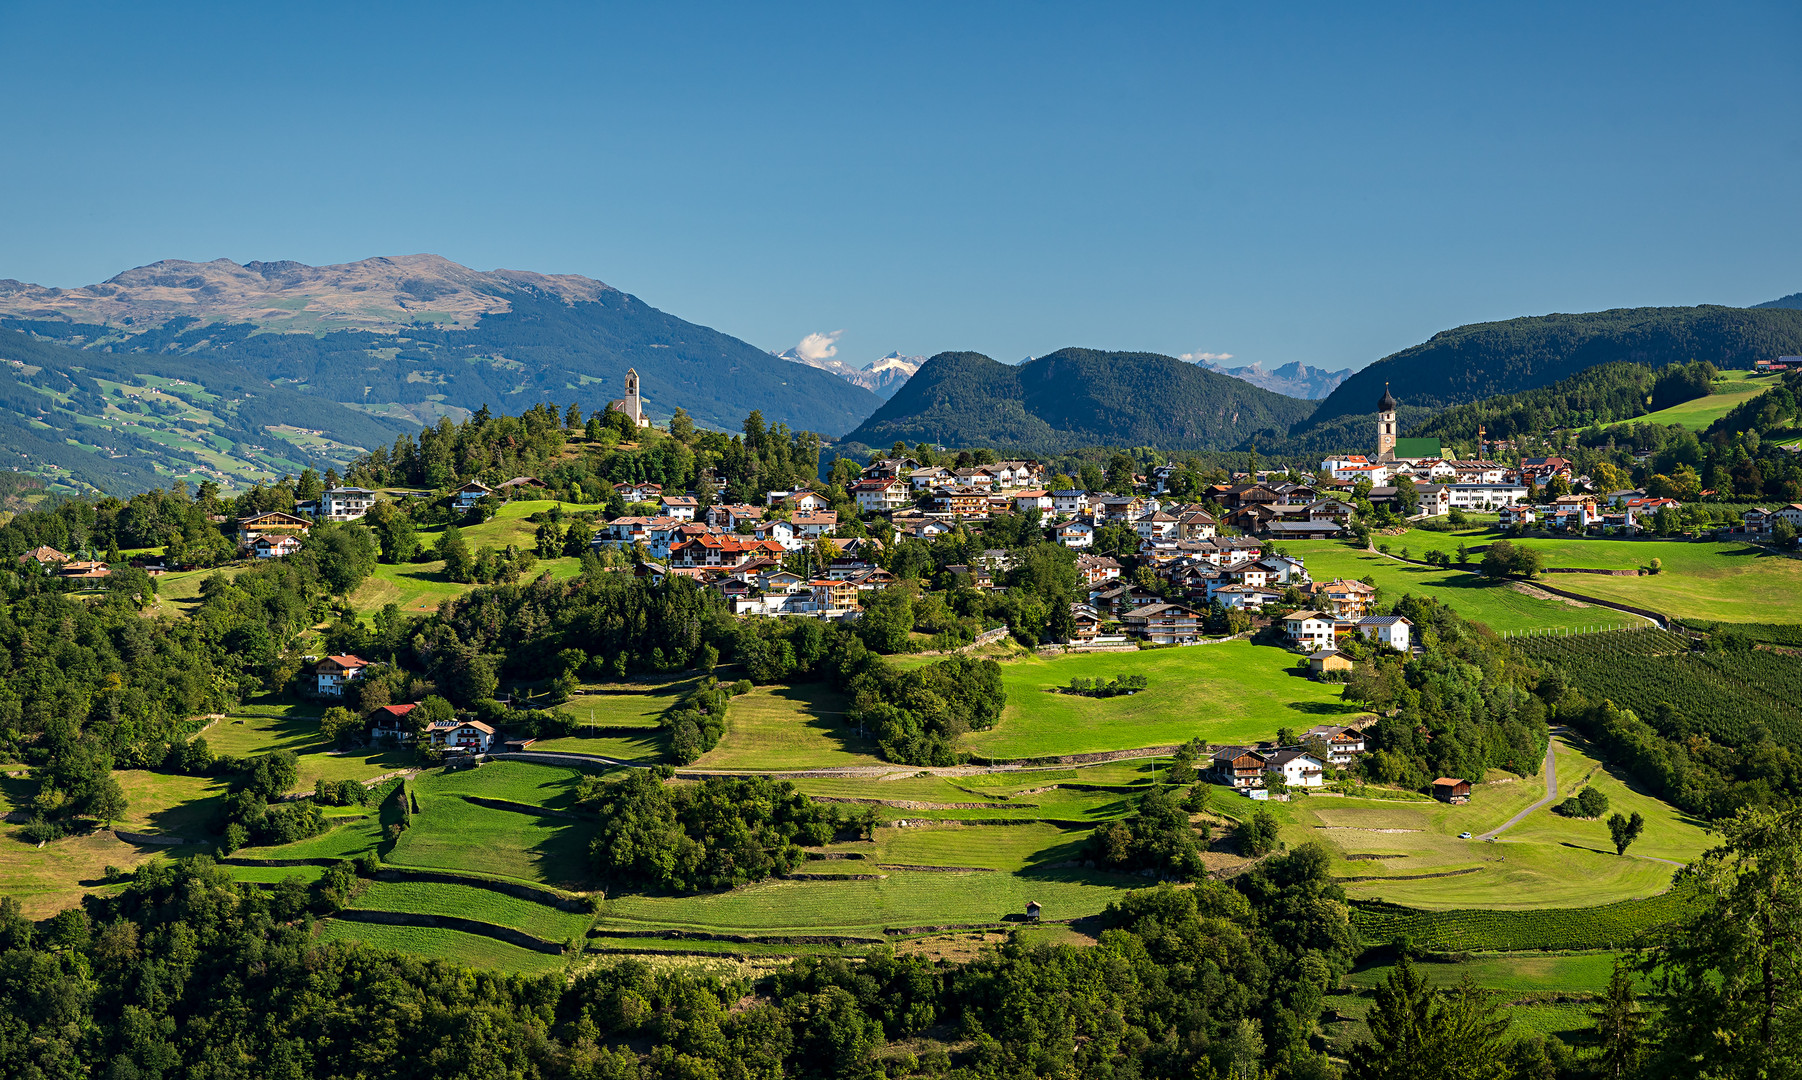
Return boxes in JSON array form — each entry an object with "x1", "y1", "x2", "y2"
[{"x1": 1, "y1": 2, "x2": 1797, "y2": 374}]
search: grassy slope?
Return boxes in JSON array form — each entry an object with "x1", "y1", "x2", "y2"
[
  {"x1": 1284, "y1": 541, "x2": 1642, "y2": 634},
  {"x1": 1635, "y1": 370, "x2": 1780, "y2": 429},
  {"x1": 602, "y1": 868, "x2": 1140, "y2": 934},
  {"x1": 1368, "y1": 530, "x2": 1802, "y2": 625},
  {"x1": 691, "y1": 684, "x2": 878, "y2": 770},
  {"x1": 963, "y1": 640, "x2": 1366, "y2": 760},
  {"x1": 348, "y1": 499, "x2": 598, "y2": 618},
  {"x1": 202, "y1": 708, "x2": 414, "y2": 793},
  {"x1": 317, "y1": 919, "x2": 569, "y2": 975},
  {"x1": 1278, "y1": 736, "x2": 1708, "y2": 909},
  {"x1": 347, "y1": 880, "x2": 595, "y2": 942}
]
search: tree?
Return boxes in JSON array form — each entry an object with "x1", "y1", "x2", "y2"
[
  {"x1": 1592, "y1": 958, "x2": 1644, "y2": 1079},
  {"x1": 1608, "y1": 810, "x2": 1644, "y2": 855},
  {"x1": 1455, "y1": 541, "x2": 1471, "y2": 565},
  {"x1": 1346, "y1": 955, "x2": 1513, "y2": 1080},
  {"x1": 320, "y1": 706, "x2": 360, "y2": 747},
  {"x1": 89, "y1": 776, "x2": 127, "y2": 826},
  {"x1": 438, "y1": 524, "x2": 474, "y2": 583},
  {"x1": 1646, "y1": 805, "x2": 1802, "y2": 1077}
]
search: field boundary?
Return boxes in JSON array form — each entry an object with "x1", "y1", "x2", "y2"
[
  {"x1": 460, "y1": 795, "x2": 590, "y2": 821},
  {"x1": 332, "y1": 909, "x2": 566, "y2": 954}
]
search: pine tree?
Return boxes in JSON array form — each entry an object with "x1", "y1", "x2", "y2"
[{"x1": 1592, "y1": 958, "x2": 1643, "y2": 1078}]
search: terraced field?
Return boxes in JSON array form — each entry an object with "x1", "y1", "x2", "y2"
[
  {"x1": 347, "y1": 880, "x2": 596, "y2": 943},
  {"x1": 316, "y1": 920, "x2": 570, "y2": 975}
]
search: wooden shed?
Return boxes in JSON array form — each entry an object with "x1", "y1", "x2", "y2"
[{"x1": 1431, "y1": 777, "x2": 1471, "y2": 804}]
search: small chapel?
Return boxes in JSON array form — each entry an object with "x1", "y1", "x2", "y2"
[{"x1": 606, "y1": 368, "x2": 650, "y2": 428}]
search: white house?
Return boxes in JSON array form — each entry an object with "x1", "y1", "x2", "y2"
[
  {"x1": 315, "y1": 655, "x2": 370, "y2": 697},
  {"x1": 1013, "y1": 489, "x2": 1054, "y2": 513},
  {"x1": 1057, "y1": 520, "x2": 1095, "y2": 549},
  {"x1": 1052, "y1": 490, "x2": 1091, "y2": 515},
  {"x1": 1498, "y1": 505, "x2": 1537, "y2": 527},
  {"x1": 1446, "y1": 483, "x2": 1530, "y2": 510},
  {"x1": 1283, "y1": 610, "x2": 1336, "y2": 651},
  {"x1": 1258, "y1": 554, "x2": 1311, "y2": 585},
  {"x1": 321, "y1": 486, "x2": 376, "y2": 521},
  {"x1": 1358, "y1": 615, "x2": 1412, "y2": 652},
  {"x1": 853, "y1": 478, "x2": 911, "y2": 513},
  {"x1": 1413, "y1": 484, "x2": 1452, "y2": 517},
  {"x1": 435, "y1": 720, "x2": 498, "y2": 754},
  {"x1": 790, "y1": 511, "x2": 838, "y2": 540},
  {"x1": 452, "y1": 481, "x2": 493, "y2": 511},
  {"x1": 1265, "y1": 750, "x2": 1326, "y2": 788},
  {"x1": 660, "y1": 495, "x2": 698, "y2": 521}
]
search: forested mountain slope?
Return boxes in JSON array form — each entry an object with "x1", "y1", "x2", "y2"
[
  {"x1": 0, "y1": 255, "x2": 880, "y2": 443},
  {"x1": 0, "y1": 328, "x2": 415, "y2": 493},
  {"x1": 1298, "y1": 305, "x2": 1802, "y2": 437},
  {"x1": 842, "y1": 348, "x2": 1317, "y2": 454}
]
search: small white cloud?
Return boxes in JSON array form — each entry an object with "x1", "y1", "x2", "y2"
[
  {"x1": 1179, "y1": 351, "x2": 1234, "y2": 363},
  {"x1": 793, "y1": 330, "x2": 844, "y2": 363}
]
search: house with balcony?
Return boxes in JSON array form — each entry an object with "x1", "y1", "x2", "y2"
[{"x1": 1119, "y1": 601, "x2": 1204, "y2": 644}]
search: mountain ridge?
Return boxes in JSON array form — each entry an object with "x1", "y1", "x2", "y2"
[
  {"x1": 842, "y1": 348, "x2": 1317, "y2": 454},
  {"x1": 1197, "y1": 358, "x2": 1351, "y2": 399},
  {"x1": 0, "y1": 255, "x2": 881, "y2": 438}
]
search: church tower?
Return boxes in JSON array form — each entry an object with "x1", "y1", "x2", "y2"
[
  {"x1": 607, "y1": 368, "x2": 650, "y2": 428},
  {"x1": 1376, "y1": 383, "x2": 1397, "y2": 461}
]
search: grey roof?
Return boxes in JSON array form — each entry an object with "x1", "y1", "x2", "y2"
[
  {"x1": 1265, "y1": 749, "x2": 1322, "y2": 767},
  {"x1": 1266, "y1": 520, "x2": 1343, "y2": 533},
  {"x1": 1358, "y1": 615, "x2": 1411, "y2": 626}
]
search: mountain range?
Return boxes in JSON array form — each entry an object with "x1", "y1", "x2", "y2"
[
  {"x1": 1196, "y1": 359, "x2": 1351, "y2": 399},
  {"x1": 841, "y1": 348, "x2": 1318, "y2": 454},
  {"x1": 773, "y1": 347, "x2": 922, "y2": 399},
  {"x1": 0, "y1": 255, "x2": 879, "y2": 439}
]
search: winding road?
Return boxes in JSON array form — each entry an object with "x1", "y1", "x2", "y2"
[{"x1": 1475, "y1": 733, "x2": 1559, "y2": 840}]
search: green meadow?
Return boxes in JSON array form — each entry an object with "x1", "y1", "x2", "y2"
[{"x1": 962, "y1": 640, "x2": 1365, "y2": 760}]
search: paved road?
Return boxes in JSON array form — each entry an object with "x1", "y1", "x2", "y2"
[{"x1": 1476, "y1": 735, "x2": 1560, "y2": 840}]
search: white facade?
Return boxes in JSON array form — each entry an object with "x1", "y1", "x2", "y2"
[
  {"x1": 1284, "y1": 612, "x2": 1336, "y2": 651},
  {"x1": 1267, "y1": 752, "x2": 1326, "y2": 788},
  {"x1": 321, "y1": 487, "x2": 375, "y2": 521},
  {"x1": 1446, "y1": 483, "x2": 1529, "y2": 510},
  {"x1": 1057, "y1": 521, "x2": 1095, "y2": 548},
  {"x1": 1359, "y1": 616, "x2": 1412, "y2": 652},
  {"x1": 1052, "y1": 490, "x2": 1090, "y2": 515}
]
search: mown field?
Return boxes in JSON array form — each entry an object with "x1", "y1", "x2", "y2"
[
  {"x1": 316, "y1": 919, "x2": 571, "y2": 975},
  {"x1": 1284, "y1": 541, "x2": 1643, "y2": 634},
  {"x1": 1278, "y1": 735, "x2": 1709, "y2": 909},
  {"x1": 962, "y1": 640, "x2": 1364, "y2": 760},
  {"x1": 1364, "y1": 528, "x2": 1802, "y2": 625},
  {"x1": 1634, "y1": 369, "x2": 1780, "y2": 429},
  {"x1": 202, "y1": 708, "x2": 413, "y2": 793},
  {"x1": 691, "y1": 683, "x2": 878, "y2": 770}
]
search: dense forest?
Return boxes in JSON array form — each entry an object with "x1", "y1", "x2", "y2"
[
  {"x1": 1294, "y1": 304, "x2": 1802, "y2": 439},
  {"x1": 843, "y1": 348, "x2": 1319, "y2": 455},
  {"x1": 1408, "y1": 361, "x2": 1716, "y2": 445}
]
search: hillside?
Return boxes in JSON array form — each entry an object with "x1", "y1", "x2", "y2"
[
  {"x1": 0, "y1": 255, "x2": 881, "y2": 442},
  {"x1": 841, "y1": 348, "x2": 1317, "y2": 454},
  {"x1": 1753, "y1": 293, "x2": 1802, "y2": 310},
  {"x1": 1408, "y1": 360, "x2": 1720, "y2": 445},
  {"x1": 0, "y1": 328, "x2": 414, "y2": 493},
  {"x1": 1292, "y1": 305, "x2": 1802, "y2": 447}
]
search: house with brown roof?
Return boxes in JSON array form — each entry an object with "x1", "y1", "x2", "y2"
[
  {"x1": 315, "y1": 655, "x2": 371, "y2": 697},
  {"x1": 18, "y1": 545, "x2": 68, "y2": 566}
]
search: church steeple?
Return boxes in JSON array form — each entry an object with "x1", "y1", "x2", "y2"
[{"x1": 1376, "y1": 382, "x2": 1397, "y2": 460}]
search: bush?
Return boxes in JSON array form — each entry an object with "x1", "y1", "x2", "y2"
[
  {"x1": 1237, "y1": 807, "x2": 1282, "y2": 856},
  {"x1": 1553, "y1": 786, "x2": 1610, "y2": 819}
]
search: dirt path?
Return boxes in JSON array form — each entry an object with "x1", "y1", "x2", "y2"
[{"x1": 1477, "y1": 736, "x2": 1559, "y2": 840}]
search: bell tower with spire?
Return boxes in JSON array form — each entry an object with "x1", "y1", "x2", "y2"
[{"x1": 1376, "y1": 383, "x2": 1397, "y2": 461}]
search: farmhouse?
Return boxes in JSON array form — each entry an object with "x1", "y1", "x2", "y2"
[
  {"x1": 368, "y1": 702, "x2": 418, "y2": 743},
  {"x1": 1304, "y1": 724, "x2": 1366, "y2": 765},
  {"x1": 437, "y1": 721, "x2": 499, "y2": 754},
  {"x1": 1265, "y1": 750, "x2": 1325, "y2": 788},
  {"x1": 1210, "y1": 746, "x2": 1267, "y2": 790},
  {"x1": 315, "y1": 654, "x2": 370, "y2": 697},
  {"x1": 237, "y1": 511, "x2": 311, "y2": 555},
  {"x1": 18, "y1": 545, "x2": 68, "y2": 566},
  {"x1": 452, "y1": 481, "x2": 494, "y2": 511}
]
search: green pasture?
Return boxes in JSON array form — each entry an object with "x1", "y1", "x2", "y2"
[
  {"x1": 317, "y1": 919, "x2": 569, "y2": 975},
  {"x1": 414, "y1": 761, "x2": 597, "y2": 810},
  {"x1": 1284, "y1": 542, "x2": 1643, "y2": 634},
  {"x1": 1351, "y1": 889, "x2": 1697, "y2": 952},
  {"x1": 962, "y1": 640, "x2": 1364, "y2": 760},
  {"x1": 1282, "y1": 736, "x2": 1706, "y2": 909},
  {"x1": 201, "y1": 709, "x2": 413, "y2": 793},
  {"x1": 556, "y1": 682, "x2": 692, "y2": 727},
  {"x1": 111, "y1": 770, "x2": 229, "y2": 838},
  {"x1": 691, "y1": 683, "x2": 879, "y2": 770},
  {"x1": 602, "y1": 868, "x2": 1140, "y2": 934},
  {"x1": 389, "y1": 791, "x2": 594, "y2": 888},
  {"x1": 1636, "y1": 371, "x2": 1779, "y2": 429},
  {"x1": 244, "y1": 818, "x2": 384, "y2": 862},
  {"x1": 347, "y1": 880, "x2": 595, "y2": 943},
  {"x1": 1344, "y1": 951, "x2": 1629, "y2": 995},
  {"x1": 223, "y1": 865, "x2": 327, "y2": 885},
  {"x1": 530, "y1": 732, "x2": 667, "y2": 763},
  {"x1": 873, "y1": 822, "x2": 1091, "y2": 870}
]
